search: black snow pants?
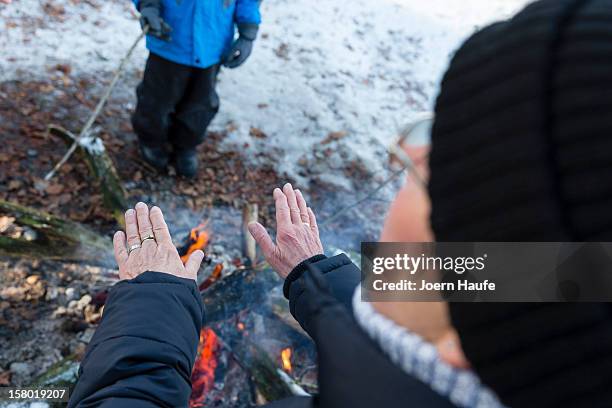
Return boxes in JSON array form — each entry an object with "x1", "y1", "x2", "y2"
[{"x1": 132, "y1": 53, "x2": 220, "y2": 150}]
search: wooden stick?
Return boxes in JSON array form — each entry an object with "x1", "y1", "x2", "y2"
[
  {"x1": 44, "y1": 30, "x2": 146, "y2": 182},
  {"x1": 242, "y1": 203, "x2": 259, "y2": 267}
]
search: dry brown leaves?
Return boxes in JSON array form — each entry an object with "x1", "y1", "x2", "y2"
[{"x1": 0, "y1": 74, "x2": 291, "y2": 234}]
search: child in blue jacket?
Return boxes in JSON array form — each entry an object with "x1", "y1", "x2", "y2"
[{"x1": 131, "y1": 0, "x2": 261, "y2": 177}]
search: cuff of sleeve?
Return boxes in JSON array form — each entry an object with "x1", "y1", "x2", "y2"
[
  {"x1": 238, "y1": 23, "x2": 259, "y2": 41},
  {"x1": 90, "y1": 271, "x2": 204, "y2": 363},
  {"x1": 117, "y1": 271, "x2": 204, "y2": 321},
  {"x1": 283, "y1": 254, "x2": 327, "y2": 299}
]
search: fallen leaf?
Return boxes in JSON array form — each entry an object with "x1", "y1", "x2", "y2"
[
  {"x1": 0, "y1": 216, "x2": 15, "y2": 233},
  {"x1": 45, "y1": 184, "x2": 64, "y2": 195},
  {"x1": 322, "y1": 131, "x2": 348, "y2": 145},
  {"x1": 54, "y1": 63, "x2": 72, "y2": 76},
  {"x1": 8, "y1": 180, "x2": 22, "y2": 191},
  {"x1": 38, "y1": 83, "x2": 55, "y2": 93},
  {"x1": 274, "y1": 43, "x2": 290, "y2": 60},
  {"x1": 58, "y1": 193, "x2": 72, "y2": 204},
  {"x1": 0, "y1": 370, "x2": 10, "y2": 386},
  {"x1": 249, "y1": 127, "x2": 267, "y2": 139}
]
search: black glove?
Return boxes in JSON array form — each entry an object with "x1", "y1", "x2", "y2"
[
  {"x1": 139, "y1": 0, "x2": 172, "y2": 41},
  {"x1": 223, "y1": 23, "x2": 258, "y2": 69}
]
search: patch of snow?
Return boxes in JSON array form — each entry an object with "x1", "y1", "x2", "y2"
[
  {"x1": 218, "y1": 0, "x2": 534, "y2": 185},
  {"x1": 79, "y1": 135, "x2": 106, "y2": 154},
  {"x1": 0, "y1": 0, "x2": 145, "y2": 78},
  {"x1": 0, "y1": 0, "x2": 533, "y2": 184}
]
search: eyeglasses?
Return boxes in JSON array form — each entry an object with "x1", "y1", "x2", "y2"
[{"x1": 388, "y1": 112, "x2": 434, "y2": 188}]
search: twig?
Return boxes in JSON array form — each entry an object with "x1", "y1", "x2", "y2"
[
  {"x1": 321, "y1": 163, "x2": 420, "y2": 226},
  {"x1": 276, "y1": 369, "x2": 310, "y2": 397},
  {"x1": 321, "y1": 116, "x2": 432, "y2": 226},
  {"x1": 46, "y1": 124, "x2": 77, "y2": 141},
  {"x1": 44, "y1": 29, "x2": 147, "y2": 181}
]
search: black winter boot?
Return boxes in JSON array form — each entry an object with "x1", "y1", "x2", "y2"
[
  {"x1": 139, "y1": 144, "x2": 169, "y2": 171},
  {"x1": 174, "y1": 148, "x2": 198, "y2": 178}
]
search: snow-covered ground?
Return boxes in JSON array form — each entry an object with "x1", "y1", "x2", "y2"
[{"x1": 0, "y1": 0, "x2": 533, "y2": 184}]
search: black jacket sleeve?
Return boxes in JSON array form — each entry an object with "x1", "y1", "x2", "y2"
[
  {"x1": 283, "y1": 253, "x2": 360, "y2": 312},
  {"x1": 68, "y1": 272, "x2": 205, "y2": 408},
  {"x1": 277, "y1": 254, "x2": 456, "y2": 408}
]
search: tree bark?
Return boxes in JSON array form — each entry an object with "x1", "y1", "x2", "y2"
[
  {"x1": 47, "y1": 125, "x2": 128, "y2": 227},
  {"x1": 0, "y1": 200, "x2": 113, "y2": 266},
  {"x1": 202, "y1": 267, "x2": 281, "y2": 324}
]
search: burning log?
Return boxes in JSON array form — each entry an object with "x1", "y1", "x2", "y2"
[
  {"x1": 201, "y1": 267, "x2": 281, "y2": 324},
  {"x1": 198, "y1": 263, "x2": 223, "y2": 291},
  {"x1": 232, "y1": 339, "x2": 296, "y2": 403},
  {"x1": 242, "y1": 203, "x2": 258, "y2": 267},
  {"x1": 47, "y1": 125, "x2": 128, "y2": 227},
  {"x1": 270, "y1": 297, "x2": 308, "y2": 338},
  {"x1": 0, "y1": 200, "x2": 113, "y2": 265}
]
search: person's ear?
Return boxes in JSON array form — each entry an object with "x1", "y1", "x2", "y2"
[{"x1": 436, "y1": 329, "x2": 470, "y2": 369}]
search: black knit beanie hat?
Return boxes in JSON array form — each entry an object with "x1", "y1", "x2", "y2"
[{"x1": 429, "y1": 0, "x2": 612, "y2": 406}]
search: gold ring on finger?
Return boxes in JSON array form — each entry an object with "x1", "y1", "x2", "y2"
[
  {"x1": 141, "y1": 234, "x2": 156, "y2": 244},
  {"x1": 128, "y1": 243, "x2": 142, "y2": 255}
]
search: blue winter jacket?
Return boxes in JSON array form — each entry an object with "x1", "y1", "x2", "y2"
[{"x1": 133, "y1": 0, "x2": 261, "y2": 68}]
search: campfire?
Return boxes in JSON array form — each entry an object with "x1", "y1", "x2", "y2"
[
  {"x1": 174, "y1": 221, "x2": 317, "y2": 406},
  {"x1": 0, "y1": 202, "x2": 318, "y2": 405}
]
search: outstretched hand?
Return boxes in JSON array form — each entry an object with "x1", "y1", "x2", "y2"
[
  {"x1": 113, "y1": 202, "x2": 203, "y2": 281},
  {"x1": 248, "y1": 183, "x2": 324, "y2": 279}
]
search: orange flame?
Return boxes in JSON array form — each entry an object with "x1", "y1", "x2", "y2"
[
  {"x1": 190, "y1": 328, "x2": 219, "y2": 407},
  {"x1": 198, "y1": 264, "x2": 223, "y2": 291},
  {"x1": 281, "y1": 348, "x2": 292, "y2": 373},
  {"x1": 237, "y1": 322, "x2": 245, "y2": 331},
  {"x1": 181, "y1": 222, "x2": 210, "y2": 264}
]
